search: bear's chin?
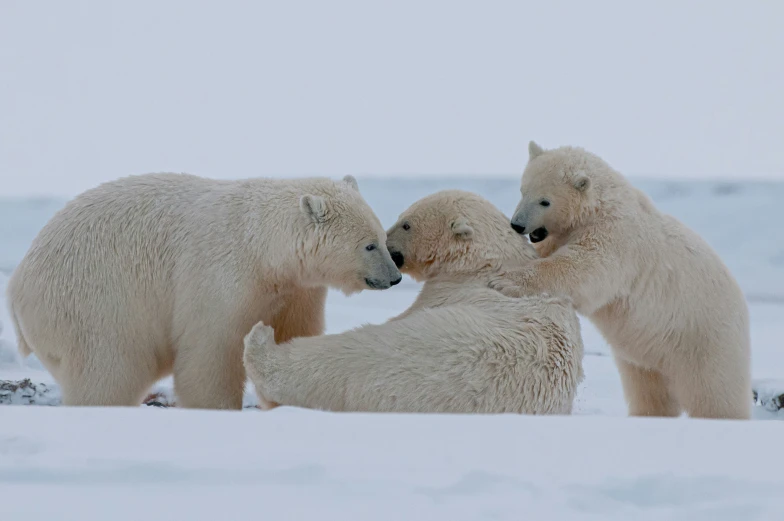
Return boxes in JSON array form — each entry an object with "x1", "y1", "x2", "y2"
[
  {"x1": 336, "y1": 279, "x2": 366, "y2": 296},
  {"x1": 339, "y1": 286, "x2": 363, "y2": 296},
  {"x1": 529, "y1": 227, "x2": 548, "y2": 243}
]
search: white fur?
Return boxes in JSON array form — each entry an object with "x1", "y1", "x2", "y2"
[
  {"x1": 244, "y1": 190, "x2": 584, "y2": 414},
  {"x1": 6, "y1": 173, "x2": 400, "y2": 408},
  {"x1": 495, "y1": 142, "x2": 751, "y2": 419}
]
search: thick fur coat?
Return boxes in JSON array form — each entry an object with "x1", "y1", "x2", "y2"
[
  {"x1": 244, "y1": 190, "x2": 584, "y2": 414},
  {"x1": 493, "y1": 142, "x2": 751, "y2": 420},
  {"x1": 7, "y1": 173, "x2": 400, "y2": 408}
]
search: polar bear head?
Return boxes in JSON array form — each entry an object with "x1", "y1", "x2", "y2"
[
  {"x1": 298, "y1": 175, "x2": 401, "y2": 294},
  {"x1": 510, "y1": 141, "x2": 611, "y2": 244},
  {"x1": 386, "y1": 190, "x2": 536, "y2": 282}
]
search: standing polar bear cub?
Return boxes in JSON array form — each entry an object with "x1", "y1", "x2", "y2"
[
  {"x1": 244, "y1": 190, "x2": 584, "y2": 414},
  {"x1": 7, "y1": 173, "x2": 400, "y2": 409},
  {"x1": 493, "y1": 141, "x2": 751, "y2": 419}
]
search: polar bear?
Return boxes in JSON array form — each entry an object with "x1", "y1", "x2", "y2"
[
  {"x1": 6, "y1": 173, "x2": 401, "y2": 409},
  {"x1": 492, "y1": 141, "x2": 751, "y2": 420},
  {"x1": 243, "y1": 190, "x2": 584, "y2": 414}
]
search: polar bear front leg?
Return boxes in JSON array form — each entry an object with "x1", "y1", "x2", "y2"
[
  {"x1": 173, "y1": 327, "x2": 246, "y2": 410},
  {"x1": 243, "y1": 321, "x2": 285, "y2": 410},
  {"x1": 615, "y1": 358, "x2": 681, "y2": 417},
  {"x1": 490, "y1": 246, "x2": 623, "y2": 316}
]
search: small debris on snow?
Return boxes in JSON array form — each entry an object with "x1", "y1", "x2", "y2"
[
  {"x1": 0, "y1": 378, "x2": 262, "y2": 409},
  {"x1": 0, "y1": 378, "x2": 58, "y2": 406},
  {"x1": 753, "y1": 379, "x2": 784, "y2": 412}
]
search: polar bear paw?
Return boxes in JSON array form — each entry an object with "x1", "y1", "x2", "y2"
[
  {"x1": 243, "y1": 321, "x2": 281, "y2": 410},
  {"x1": 245, "y1": 321, "x2": 275, "y2": 350},
  {"x1": 243, "y1": 321, "x2": 277, "y2": 379}
]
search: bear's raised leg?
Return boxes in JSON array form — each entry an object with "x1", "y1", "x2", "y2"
[
  {"x1": 615, "y1": 358, "x2": 681, "y2": 417},
  {"x1": 271, "y1": 287, "x2": 327, "y2": 343},
  {"x1": 243, "y1": 321, "x2": 280, "y2": 410},
  {"x1": 670, "y1": 352, "x2": 751, "y2": 420},
  {"x1": 173, "y1": 330, "x2": 245, "y2": 410},
  {"x1": 255, "y1": 287, "x2": 324, "y2": 410}
]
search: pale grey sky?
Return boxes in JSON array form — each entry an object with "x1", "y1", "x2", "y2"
[{"x1": 1, "y1": 0, "x2": 782, "y2": 196}]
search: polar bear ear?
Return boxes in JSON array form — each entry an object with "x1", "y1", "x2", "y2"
[
  {"x1": 528, "y1": 141, "x2": 545, "y2": 160},
  {"x1": 342, "y1": 175, "x2": 360, "y2": 192},
  {"x1": 300, "y1": 194, "x2": 328, "y2": 223},
  {"x1": 451, "y1": 218, "x2": 474, "y2": 240},
  {"x1": 573, "y1": 172, "x2": 591, "y2": 192}
]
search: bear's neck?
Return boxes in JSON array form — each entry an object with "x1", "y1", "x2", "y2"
[{"x1": 241, "y1": 181, "x2": 332, "y2": 287}]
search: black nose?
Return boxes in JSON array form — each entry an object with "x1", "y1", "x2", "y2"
[
  {"x1": 390, "y1": 276, "x2": 402, "y2": 286},
  {"x1": 511, "y1": 222, "x2": 526, "y2": 234},
  {"x1": 390, "y1": 251, "x2": 404, "y2": 268}
]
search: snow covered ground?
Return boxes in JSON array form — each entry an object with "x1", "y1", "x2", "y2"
[
  {"x1": 1, "y1": 177, "x2": 783, "y2": 518},
  {"x1": 3, "y1": 407, "x2": 784, "y2": 521}
]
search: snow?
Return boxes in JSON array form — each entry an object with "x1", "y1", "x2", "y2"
[
  {"x1": 2, "y1": 407, "x2": 784, "y2": 520},
  {"x1": 1, "y1": 177, "x2": 784, "y2": 518}
]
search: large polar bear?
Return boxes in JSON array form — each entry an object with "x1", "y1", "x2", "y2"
[
  {"x1": 7, "y1": 173, "x2": 401, "y2": 409},
  {"x1": 492, "y1": 141, "x2": 751, "y2": 420},
  {"x1": 243, "y1": 190, "x2": 584, "y2": 414}
]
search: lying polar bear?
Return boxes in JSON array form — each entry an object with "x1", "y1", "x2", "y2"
[{"x1": 243, "y1": 190, "x2": 584, "y2": 414}]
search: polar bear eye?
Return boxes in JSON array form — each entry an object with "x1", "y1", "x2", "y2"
[
  {"x1": 402, "y1": 222, "x2": 411, "y2": 231},
  {"x1": 365, "y1": 244, "x2": 377, "y2": 251},
  {"x1": 540, "y1": 200, "x2": 551, "y2": 207}
]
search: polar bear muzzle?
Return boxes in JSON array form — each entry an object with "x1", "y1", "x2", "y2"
[
  {"x1": 365, "y1": 276, "x2": 402, "y2": 289},
  {"x1": 510, "y1": 222, "x2": 526, "y2": 234}
]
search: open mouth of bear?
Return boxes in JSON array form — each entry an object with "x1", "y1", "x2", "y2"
[
  {"x1": 529, "y1": 227, "x2": 548, "y2": 243},
  {"x1": 389, "y1": 250, "x2": 405, "y2": 268}
]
